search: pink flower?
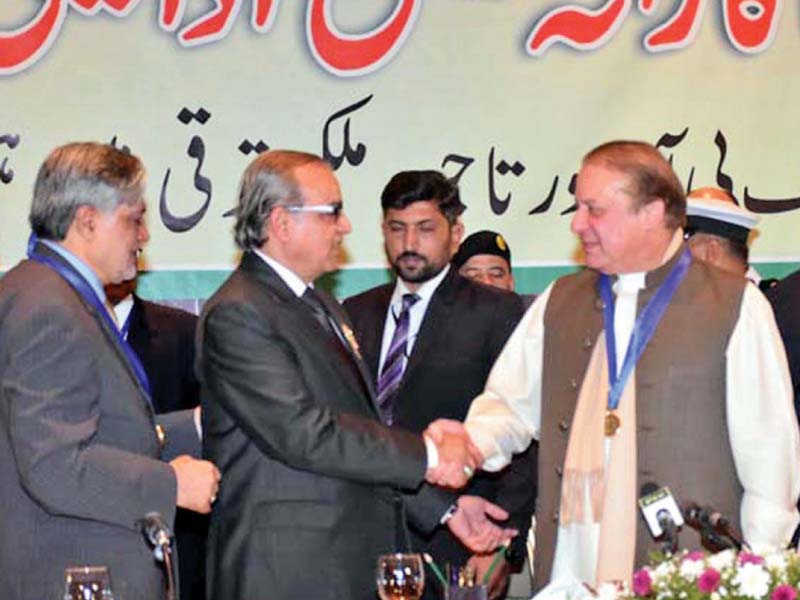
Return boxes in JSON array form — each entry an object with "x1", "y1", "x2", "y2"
[
  {"x1": 697, "y1": 568, "x2": 721, "y2": 593},
  {"x1": 683, "y1": 551, "x2": 705, "y2": 562},
  {"x1": 738, "y1": 552, "x2": 766, "y2": 566},
  {"x1": 772, "y1": 584, "x2": 798, "y2": 600},
  {"x1": 632, "y1": 569, "x2": 653, "y2": 596}
]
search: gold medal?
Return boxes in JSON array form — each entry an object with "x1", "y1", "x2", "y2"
[{"x1": 604, "y1": 411, "x2": 621, "y2": 437}]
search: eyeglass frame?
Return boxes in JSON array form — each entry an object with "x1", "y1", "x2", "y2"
[{"x1": 281, "y1": 202, "x2": 344, "y2": 218}]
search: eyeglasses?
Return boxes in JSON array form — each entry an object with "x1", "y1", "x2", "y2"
[{"x1": 283, "y1": 202, "x2": 344, "y2": 218}]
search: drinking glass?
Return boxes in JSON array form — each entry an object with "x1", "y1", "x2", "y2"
[{"x1": 376, "y1": 553, "x2": 425, "y2": 600}]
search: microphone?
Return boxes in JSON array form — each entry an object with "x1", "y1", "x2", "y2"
[
  {"x1": 638, "y1": 482, "x2": 684, "y2": 555},
  {"x1": 140, "y1": 512, "x2": 177, "y2": 600},
  {"x1": 683, "y1": 502, "x2": 745, "y2": 551},
  {"x1": 140, "y1": 512, "x2": 172, "y2": 562}
]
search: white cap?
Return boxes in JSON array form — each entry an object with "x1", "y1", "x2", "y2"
[{"x1": 686, "y1": 188, "x2": 759, "y2": 244}]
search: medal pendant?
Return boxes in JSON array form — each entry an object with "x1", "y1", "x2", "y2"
[{"x1": 604, "y1": 411, "x2": 621, "y2": 437}]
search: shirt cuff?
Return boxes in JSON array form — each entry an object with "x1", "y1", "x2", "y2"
[
  {"x1": 423, "y1": 434, "x2": 439, "y2": 470},
  {"x1": 193, "y1": 406, "x2": 202, "y2": 439}
]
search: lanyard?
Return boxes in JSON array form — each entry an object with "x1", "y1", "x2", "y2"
[
  {"x1": 27, "y1": 237, "x2": 153, "y2": 404},
  {"x1": 598, "y1": 247, "x2": 691, "y2": 412}
]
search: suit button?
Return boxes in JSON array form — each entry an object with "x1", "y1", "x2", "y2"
[
  {"x1": 552, "y1": 512, "x2": 559, "y2": 523},
  {"x1": 555, "y1": 466, "x2": 563, "y2": 478},
  {"x1": 570, "y1": 378, "x2": 579, "y2": 389},
  {"x1": 583, "y1": 337, "x2": 593, "y2": 349},
  {"x1": 558, "y1": 420, "x2": 569, "y2": 432},
  {"x1": 594, "y1": 298, "x2": 605, "y2": 311}
]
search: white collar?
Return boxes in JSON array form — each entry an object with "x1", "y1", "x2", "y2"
[
  {"x1": 252, "y1": 249, "x2": 309, "y2": 298},
  {"x1": 390, "y1": 264, "x2": 450, "y2": 308}
]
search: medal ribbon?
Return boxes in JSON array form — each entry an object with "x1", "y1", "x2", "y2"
[
  {"x1": 27, "y1": 235, "x2": 153, "y2": 404},
  {"x1": 598, "y1": 247, "x2": 691, "y2": 412}
]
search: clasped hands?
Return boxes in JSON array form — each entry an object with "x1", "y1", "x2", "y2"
[
  {"x1": 423, "y1": 418, "x2": 482, "y2": 489},
  {"x1": 424, "y1": 420, "x2": 518, "y2": 552}
]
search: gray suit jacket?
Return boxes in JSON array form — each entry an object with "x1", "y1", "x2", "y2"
[
  {"x1": 199, "y1": 252, "x2": 428, "y2": 600},
  {"x1": 0, "y1": 244, "x2": 196, "y2": 600}
]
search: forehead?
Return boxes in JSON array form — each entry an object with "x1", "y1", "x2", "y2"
[
  {"x1": 293, "y1": 162, "x2": 340, "y2": 203},
  {"x1": 461, "y1": 254, "x2": 510, "y2": 272},
  {"x1": 384, "y1": 200, "x2": 447, "y2": 222},
  {"x1": 575, "y1": 163, "x2": 634, "y2": 206}
]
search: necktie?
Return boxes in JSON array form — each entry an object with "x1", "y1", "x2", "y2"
[
  {"x1": 376, "y1": 293, "x2": 420, "y2": 425},
  {"x1": 301, "y1": 287, "x2": 342, "y2": 340}
]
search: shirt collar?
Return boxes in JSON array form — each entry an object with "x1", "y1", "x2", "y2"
[
  {"x1": 390, "y1": 264, "x2": 451, "y2": 308},
  {"x1": 40, "y1": 239, "x2": 107, "y2": 303},
  {"x1": 252, "y1": 249, "x2": 309, "y2": 298}
]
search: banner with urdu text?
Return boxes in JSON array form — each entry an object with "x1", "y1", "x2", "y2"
[{"x1": 3, "y1": 0, "x2": 800, "y2": 297}]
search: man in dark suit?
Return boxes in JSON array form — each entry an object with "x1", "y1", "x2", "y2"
[
  {"x1": 767, "y1": 273, "x2": 800, "y2": 419},
  {"x1": 107, "y1": 280, "x2": 207, "y2": 600},
  {"x1": 0, "y1": 142, "x2": 220, "y2": 600},
  {"x1": 198, "y1": 150, "x2": 514, "y2": 600},
  {"x1": 344, "y1": 171, "x2": 534, "y2": 600},
  {"x1": 107, "y1": 281, "x2": 200, "y2": 414}
]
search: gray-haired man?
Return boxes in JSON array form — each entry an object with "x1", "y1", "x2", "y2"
[{"x1": 0, "y1": 142, "x2": 220, "y2": 600}]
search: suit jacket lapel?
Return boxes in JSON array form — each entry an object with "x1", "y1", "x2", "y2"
[
  {"x1": 34, "y1": 244, "x2": 154, "y2": 416},
  {"x1": 239, "y1": 253, "x2": 378, "y2": 415},
  {"x1": 314, "y1": 291, "x2": 378, "y2": 399},
  {"x1": 352, "y1": 286, "x2": 393, "y2": 382},
  {"x1": 400, "y1": 270, "x2": 458, "y2": 391}
]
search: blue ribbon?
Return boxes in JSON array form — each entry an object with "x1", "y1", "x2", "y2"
[
  {"x1": 27, "y1": 235, "x2": 153, "y2": 404},
  {"x1": 598, "y1": 247, "x2": 691, "y2": 412}
]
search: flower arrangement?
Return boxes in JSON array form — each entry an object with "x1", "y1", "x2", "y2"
[{"x1": 616, "y1": 548, "x2": 800, "y2": 600}]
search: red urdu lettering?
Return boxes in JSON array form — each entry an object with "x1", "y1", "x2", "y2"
[
  {"x1": 159, "y1": 0, "x2": 184, "y2": 31},
  {"x1": 69, "y1": 0, "x2": 138, "y2": 13},
  {"x1": 179, "y1": 0, "x2": 242, "y2": 46},
  {"x1": 0, "y1": 0, "x2": 66, "y2": 75},
  {"x1": 306, "y1": 0, "x2": 422, "y2": 77},
  {"x1": 723, "y1": 0, "x2": 780, "y2": 52},
  {"x1": 251, "y1": 0, "x2": 279, "y2": 32},
  {"x1": 526, "y1": 0, "x2": 632, "y2": 55},
  {"x1": 644, "y1": 0, "x2": 705, "y2": 51}
]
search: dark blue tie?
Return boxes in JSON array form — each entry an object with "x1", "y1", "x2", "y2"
[{"x1": 376, "y1": 293, "x2": 420, "y2": 424}]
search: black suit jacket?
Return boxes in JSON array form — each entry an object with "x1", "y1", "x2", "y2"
[
  {"x1": 127, "y1": 295, "x2": 200, "y2": 414},
  {"x1": 125, "y1": 295, "x2": 207, "y2": 600},
  {"x1": 344, "y1": 271, "x2": 535, "y2": 582},
  {"x1": 767, "y1": 270, "x2": 800, "y2": 419},
  {"x1": 198, "y1": 252, "x2": 430, "y2": 600}
]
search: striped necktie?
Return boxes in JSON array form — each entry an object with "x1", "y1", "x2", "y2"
[{"x1": 376, "y1": 293, "x2": 420, "y2": 425}]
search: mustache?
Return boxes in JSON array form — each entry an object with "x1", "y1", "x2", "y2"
[{"x1": 396, "y1": 252, "x2": 426, "y2": 262}]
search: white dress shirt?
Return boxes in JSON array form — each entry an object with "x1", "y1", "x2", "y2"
[{"x1": 377, "y1": 264, "x2": 450, "y2": 375}]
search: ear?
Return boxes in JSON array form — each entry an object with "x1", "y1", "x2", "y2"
[
  {"x1": 71, "y1": 205, "x2": 98, "y2": 240},
  {"x1": 268, "y1": 206, "x2": 291, "y2": 243},
  {"x1": 450, "y1": 219, "x2": 465, "y2": 253}
]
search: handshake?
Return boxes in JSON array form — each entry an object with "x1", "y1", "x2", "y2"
[
  {"x1": 422, "y1": 419, "x2": 518, "y2": 554},
  {"x1": 423, "y1": 418, "x2": 483, "y2": 489}
]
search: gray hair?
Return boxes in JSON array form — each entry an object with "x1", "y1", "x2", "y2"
[
  {"x1": 29, "y1": 142, "x2": 145, "y2": 241},
  {"x1": 234, "y1": 150, "x2": 328, "y2": 250}
]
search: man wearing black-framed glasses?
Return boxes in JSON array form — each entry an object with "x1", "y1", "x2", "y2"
[{"x1": 198, "y1": 151, "x2": 514, "y2": 600}]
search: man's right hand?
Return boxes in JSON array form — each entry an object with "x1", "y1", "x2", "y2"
[
  {"x1": 170, "y1": 455, "x2": 221, "y2": 514},
  {"x1": 424, "y1": 427, "x2": 484, "y2": 489}
]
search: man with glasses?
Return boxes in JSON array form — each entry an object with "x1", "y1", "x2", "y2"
[{"x1": 198, "y1": 151, "x2": 515, "y2": 600}]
